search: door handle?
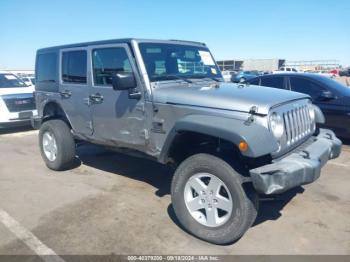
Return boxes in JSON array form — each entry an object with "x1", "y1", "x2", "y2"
[
  {"x1": 90, "y1": 93, "x2": 104, "y2": 104},
  {"x1": 60, "y1": 90, "x2": 72, "y2": 99}
]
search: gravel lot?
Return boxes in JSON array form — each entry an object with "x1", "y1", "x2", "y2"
[{"x1": 0, "y1": 127, "x2": 349, "y2": 255}]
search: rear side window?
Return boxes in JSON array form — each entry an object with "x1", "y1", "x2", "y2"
[
  {"x1": 62, "y1": 50, "x2": 87, "y2": 84},
  {"x1": 92, "y1": 47, "x2": 133, "y2": 86},
  {"x1": 260, "y1": 76, "x2": 284, "y2": 89},
  {"x1": 248, "y1": 77, "x2": 260, "y2": 85},
  {"x1": 290, "y1": 77, "x2": 326, "y2": 99},
  {"x1": 37, "y1": 53, "x2": 57, "y2": 83}
]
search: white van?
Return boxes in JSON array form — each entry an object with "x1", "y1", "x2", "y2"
[{"x1": 0, "y1": 71, "x2": 37, "y2": 128}]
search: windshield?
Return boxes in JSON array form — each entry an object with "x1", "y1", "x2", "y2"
[
  {"x1": 0, "y1": 73, "x2": 28, "y2": 88},
  {"x1": 139, "y1": 43, "x2": 222, "y2": 82},
  {"x1": 316, "y1": 75, "x2": 350, "y2": 96}
]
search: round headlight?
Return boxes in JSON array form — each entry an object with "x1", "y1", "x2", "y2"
[{"x1": 269, "y1": 112, "x2": 284, "y2": 139}]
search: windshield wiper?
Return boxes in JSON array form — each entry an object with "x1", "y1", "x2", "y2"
[
  {"x1": 188, "y1": 75, "x2": 222, "y2": 82},
  {"x1": 152, "y1": 75, "x2": 193, "y2": 83}
]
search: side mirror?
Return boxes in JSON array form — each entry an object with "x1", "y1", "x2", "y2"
[
  {"x1": 112, "y1": 73, "x2": 136, "y2": 91},
  {"x1": 318, "y1": 90, "x2": 335, "y2": 101}
]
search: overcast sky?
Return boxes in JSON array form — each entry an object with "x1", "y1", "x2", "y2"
[{"x1": 1, "y1": 0, "x2": 349, "y2": 69}]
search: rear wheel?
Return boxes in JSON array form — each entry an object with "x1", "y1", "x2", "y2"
[
  {"x1": 171, "y1": 153, "x2": 259, "y2": 244},
  {"x1": 39, "y1": 119, "x2": 76, "y2": 171}
]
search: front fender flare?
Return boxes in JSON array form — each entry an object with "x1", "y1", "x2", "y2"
[{"x1": 159, "y1": 114, "x2": 278, "y2": 162}]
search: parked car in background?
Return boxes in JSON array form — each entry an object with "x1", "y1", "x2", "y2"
[
  {"x1": 247, "y1": 73, "x2": 350, "y2": 138},
  {"x1": 329, "y1": 69, "x2": 340, "y2": 77},
  {"x1": 231, "y1": 70, "x2": 259, "y2": 83},
  {"x1": 339, "y1": 68, "x2": 350, "y2": 77},
  {"x1": 0, "y1": 71, "x2": 37, "y2": 128},
  {"x1": 21, "y1": 76, "x2": 35, "y2": 86},
  {"x1": 273, "y1": 66, "x2": 298, "y2": 73},
  {"x1": 221, "y1": 70, "x2": 237, "y2": 82},
  {"x1": 315, "y1": 70, "x2": 335, "y2": 78}
]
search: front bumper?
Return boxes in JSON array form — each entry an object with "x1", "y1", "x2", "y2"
[
  {"x1": 0, "y1": 110, "x2": 38, "y2": 129},
  {"x1": 0, "y1": 119, "x2": 32, "y2": 129},
  {"x1": 250, "y1": 129, "x2": 342, "y2": 195}
]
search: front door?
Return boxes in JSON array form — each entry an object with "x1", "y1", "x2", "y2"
[
  {"x1": 88, "y1": 44, "x2": 146, "y2": 149},
  {"x1": 59, "y1": 47, "x2": 92, "y2": 136}
]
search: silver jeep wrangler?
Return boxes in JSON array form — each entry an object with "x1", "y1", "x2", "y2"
[{"x1": 32, "y1": 39, "x2": 342, "y2": 244}]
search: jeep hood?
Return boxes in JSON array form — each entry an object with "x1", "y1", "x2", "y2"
[{"x1": 152, "y1": 82, "x2": 309, "y2": 115}]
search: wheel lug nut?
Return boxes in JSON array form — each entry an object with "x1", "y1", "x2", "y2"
[
  {"x1": 213, "y1": 199, "x2": 218, "y2": 203},
  {"x1": 201, "y1": 199, "x2": 205, "y2": 204}
]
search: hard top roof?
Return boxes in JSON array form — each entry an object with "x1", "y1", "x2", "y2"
[{"x1": 37, "y1": 38, "x2": 206, "y2": 53}]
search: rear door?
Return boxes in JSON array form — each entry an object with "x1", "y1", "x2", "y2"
[{"x1": 59, "y1": 47, "x2": 92, "y2": 136}]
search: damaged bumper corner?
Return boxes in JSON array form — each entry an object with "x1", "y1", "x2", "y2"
[{"x1": 250, "y1": 129, "x2": 342, "y2": 195}]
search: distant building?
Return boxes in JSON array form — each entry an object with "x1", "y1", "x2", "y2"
[
  {"x1": 7, "y1": 69, "x2": 35, "y2": 77},
  {"x1": 242, "y1": 59, "x2": 285, "y2": 71},
  {"x1": 0, "y1": 69, "x2": 35, "y2": 77},
  {"x1": 216, "y1": 60, "x2": 243, "y2": 71},
  {"x1": 217, "y1": 59, "x2": 285, "y2": 72},
  {"x1": 284, "y1": 60, "x2": 340, "y2": 71}
]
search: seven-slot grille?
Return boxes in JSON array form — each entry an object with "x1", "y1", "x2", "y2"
[{"x1": 282, "y1": 105, "x2": 314, "y2": 145}]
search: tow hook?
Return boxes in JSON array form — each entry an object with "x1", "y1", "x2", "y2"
[
  {"x1": 325, "y1": 133, "x2": 333, "y2": 140},
  {"x1": 301, "y1": 150, "x2": 310, "y2": 159}
]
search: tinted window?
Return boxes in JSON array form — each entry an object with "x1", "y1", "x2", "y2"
[
  {"x1": 248, "y1": 77, "x2": 260, "y2": 85},
  {"x1": 92, "y1": 47, "x2": 133, "y2": 86},
  {"x1": 37, "y1": 53, "x2": 57, "y2": 83},
  {"x1": 260, "y1": 76, "x2": 284, "y2": 89},
  {"x1": 0, "y1": 73, "x2": 28, "y2": 88},
  {"x1": 315, "y1": 75, "x2": 350, "y2": 96},
  {"x1": 62, "y1": 50, "x2": 87, "y2": 84},
  {"x1": 290, "y1": 77, "x2": 326, "y2": 99}
]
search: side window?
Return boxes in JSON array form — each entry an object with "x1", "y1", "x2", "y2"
[
  {"x1": 92, "y1": 47, "x2": 133, "y2": 86},
  {"x1": 62, "y1": 50, "x2": 87, "y2": 84},
  {"x1": 260, "y1": 76, "x2": 284, "y2": 89},
  {"x1": 37, "y1": 53, "x2": 57, "y2": 83},
  {"x1": 290, "y1": 77, "x2": 325, "y2": 99}
]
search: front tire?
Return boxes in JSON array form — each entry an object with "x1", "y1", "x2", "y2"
[
  {"x1": 171, "y1": 153, "x2": 258, "y2": 244},
  {"x1": 39, "y1": 119, "x2": 76, "y2": 171}
]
